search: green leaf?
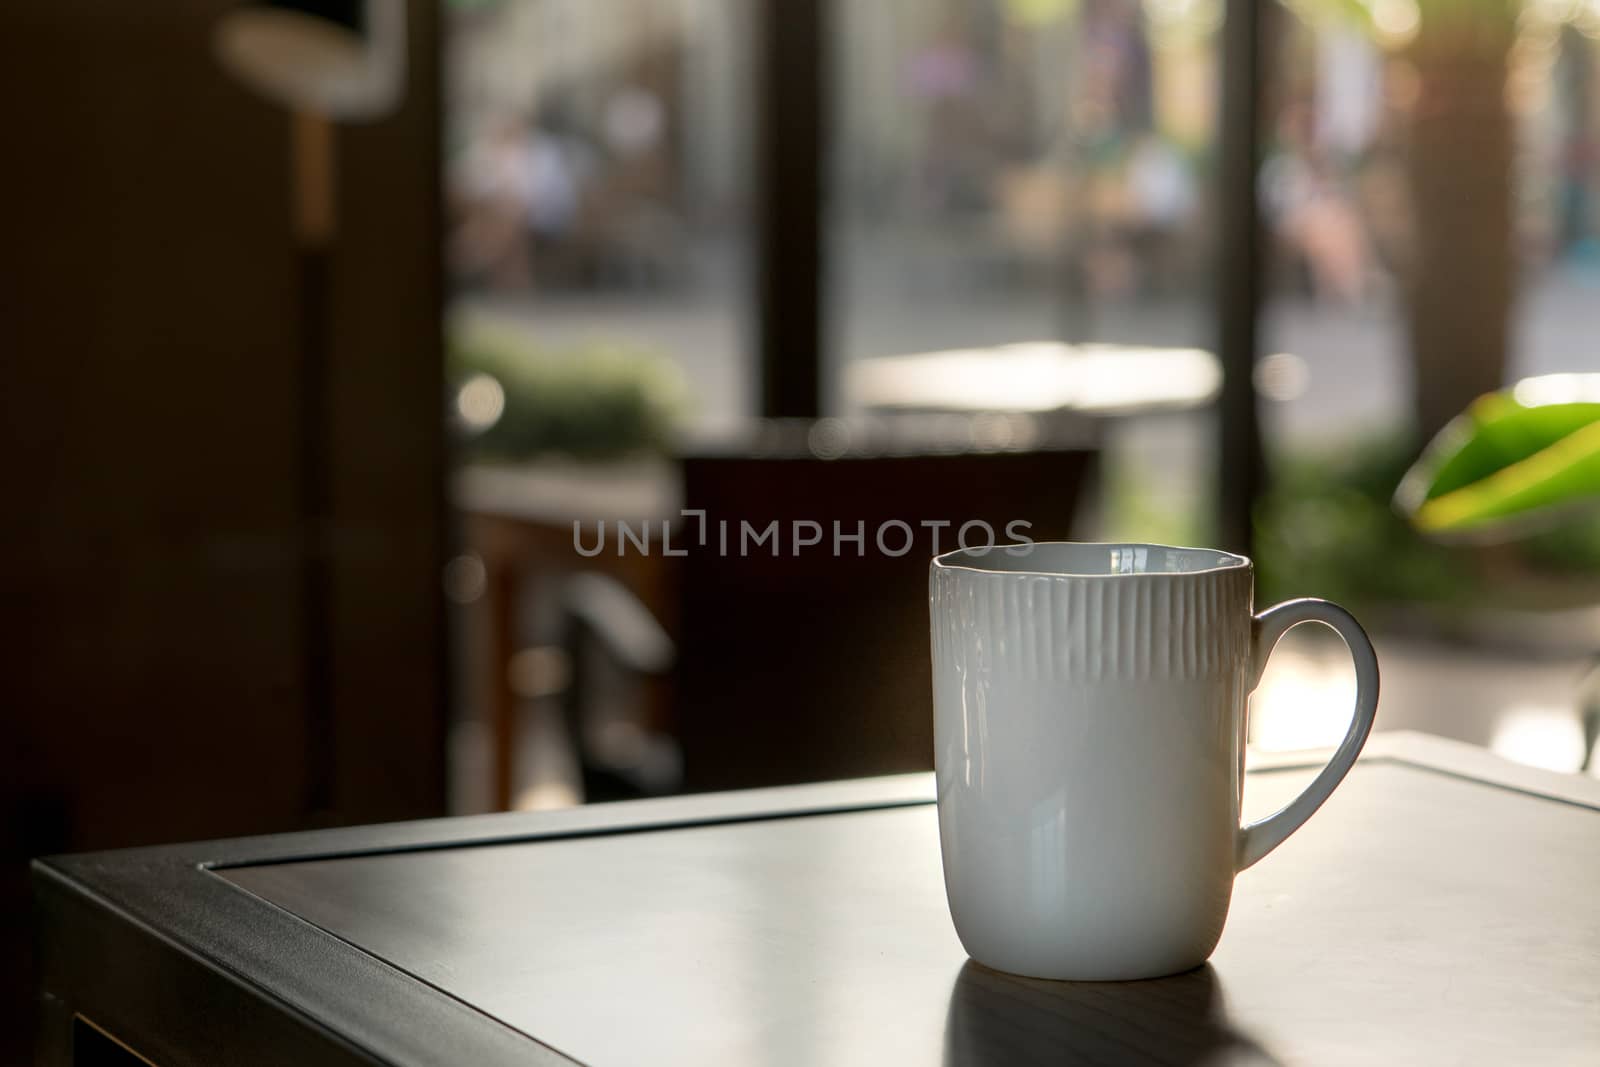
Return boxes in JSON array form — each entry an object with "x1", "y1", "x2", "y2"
[{"x1": 1397, "y1": 377, "x2": 1600, "y2": 539}]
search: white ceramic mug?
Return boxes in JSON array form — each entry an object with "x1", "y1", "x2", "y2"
[{"x1": 929, "y1": 541, "x2": 1378, "y2": 981}]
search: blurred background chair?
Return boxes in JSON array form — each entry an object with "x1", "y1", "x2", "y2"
[
  {"x1": 462, "y1": 416, "x2": 1097, "y2": 804},
  {"x1": 667, "y1": 434, "x2": 1096, "y2": 792}
]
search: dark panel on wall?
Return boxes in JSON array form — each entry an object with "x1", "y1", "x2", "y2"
[
  {"x1": 328, "y1": 0, "x2": 449, "y2": 823},
  {"x1": 0, "y1": 2, "x2": 305, "y2": 853},
  {"x1": 0, "y1": 2, "x2": 445, "y2": 1055}
]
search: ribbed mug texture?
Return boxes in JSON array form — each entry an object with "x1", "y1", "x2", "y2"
[{"x1": 930, "y1": 562, "x2": 1252, "y2": 682}]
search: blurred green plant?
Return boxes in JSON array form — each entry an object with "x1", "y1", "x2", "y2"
[
  {"x1": 1396, "y1": 375, "x2": 1600, "y2": 768},
  {"x1": 1257, "y1": 394, "x2": 1600, "y2": 619},
  {"x1": 1100, "y1": 450, "x2": 1213, "y2": 551},
  {"x1": 448, "y1": 325, "x2": 686, "y2": 461},
  {"x1": 1256, "y1": 434, "x2": 1479, "y2": 612}
]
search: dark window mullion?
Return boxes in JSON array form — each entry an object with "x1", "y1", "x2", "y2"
[
  {"x1": 753, "y1": 0, "x2": 826, "y2": 419},
  {"x1": 1216, "y1": 0, "x2": 1270, "y2": 556}
]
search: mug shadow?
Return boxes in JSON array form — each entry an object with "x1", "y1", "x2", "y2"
[{"x1": 943, "y1": 960, "x2": 1282, "y2": 1066}]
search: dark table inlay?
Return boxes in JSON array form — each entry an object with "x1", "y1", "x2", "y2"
[{"x1": 220, "y1": 759, "x2": 1600, "y2": 1066}]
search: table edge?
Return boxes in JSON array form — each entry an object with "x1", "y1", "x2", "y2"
[{"x1": 51, "y1": 733, "x2": 1599, "y2": 879}]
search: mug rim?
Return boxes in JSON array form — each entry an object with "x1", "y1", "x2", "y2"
[{"x1": 931, "y1": 540, "x2": 1251, "y2": 579}]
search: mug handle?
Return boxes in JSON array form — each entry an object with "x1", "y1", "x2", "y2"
[{"x1": 1237, "y1": 598, "x2": 1380, "y2": 871}]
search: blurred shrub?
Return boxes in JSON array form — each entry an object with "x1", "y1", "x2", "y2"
[
  {"x1": 1099, "y1": 449, "x2": 1212, "y2": 550},
  {"x1": 449, "y1": 326, "x2": 686, "y2": 461},
  {"x1": 1255, "y1": 435, "x2": 1474, "y2": 613},
  {"x1": 1256, "y1": 434, "x2": 1600, "y2": 620}
]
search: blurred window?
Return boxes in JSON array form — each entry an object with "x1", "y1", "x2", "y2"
[
  {"x1": 446, "y1": 0, "x2": 753, "y2": 422},
  {"x1": 1253, "y1": 2, "x2": 1600, "y2": 768},
  {"x1": 830, "y1": 0, "x2": 1225, "y2": 543}
]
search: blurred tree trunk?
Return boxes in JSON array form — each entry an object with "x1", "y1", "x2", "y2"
[
  {"x1": 1405, "y1": 1, "x2": 1518, "y2": 442},
  {"x1": 1555, "y1": 25, "x2": 1594, "y2": 252}
]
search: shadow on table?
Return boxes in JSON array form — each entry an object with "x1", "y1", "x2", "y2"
[{"x1": 943, "y1": 960, "x2": 1281, "y2": 1066}]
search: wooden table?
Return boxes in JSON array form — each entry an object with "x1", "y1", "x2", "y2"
[{"x1": 32, "y1": 733, "x2": 1600, "y2": 1065}]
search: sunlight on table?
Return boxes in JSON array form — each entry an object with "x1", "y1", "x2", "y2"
[
  {"x1": 1490, "y1": 705, "x2": 1587, "y2": 774},
  {"x1": 1252, "y1": 640, "x2": 1593, "y2": 773}
]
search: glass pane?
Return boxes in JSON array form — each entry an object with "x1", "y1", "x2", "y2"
[
  {"x1": 830, "y1": 0, "x2": 1225, "y2": 545},
  {"x1": 1256, "y1": 1, "x2": 1600, "y2": 770},
  {"x1": 444, "y1": 0, "x2": 754, "y2": 812},
  {"x1": 445, "y1": 0, "x2": 753, "y2": 425}
]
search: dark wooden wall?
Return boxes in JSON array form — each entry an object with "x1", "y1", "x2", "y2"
[{"x1": 0, "y1": 4, "x2": 446, "y2": 1055}]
